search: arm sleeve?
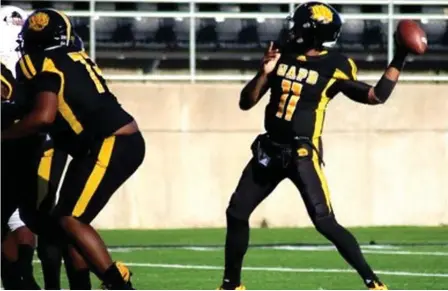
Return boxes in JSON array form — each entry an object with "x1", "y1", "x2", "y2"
[{"x1": 335, "y1": 79, "x2": 373, "y2": 104}]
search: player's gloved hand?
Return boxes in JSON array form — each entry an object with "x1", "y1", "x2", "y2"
[
  {"x1": 390, "y1": 32, "x2": 408, "y2": 70},
  {"x1": 393, "y1": 32, "x2": 409, "y2": 56},
  {"x1": 261, "y1": 41, "x2": 281, "y2": 75}
]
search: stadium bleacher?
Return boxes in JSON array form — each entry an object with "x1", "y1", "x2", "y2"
[{"x1": 3, "y1": 0, "x2": 448, "y2": 73}]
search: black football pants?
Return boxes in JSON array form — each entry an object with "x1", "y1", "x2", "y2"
[
  {"x1": 1, "y1": 136, "x2": 44, "y2": 240},
  {"x1": 222, "y1": 136, "x2": 379, "y2": 288}
]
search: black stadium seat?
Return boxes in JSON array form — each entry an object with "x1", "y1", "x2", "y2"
[
  {"x1": 94, "y1": 3, "x2": 117, "y2": 47},
  {"x1": 339, "y1": 5, "x2": 364, "y2": 50},
  {"x1": 257, "y1": 5, "x2": 285, "y2": 48},
  {"x1": 40, "y1": 1, "x2": 445, "y2": 70},
  {"x1": 196, "y1": 4, "x2": 218, "y2": 49},
  {"x1": 111, "y1": 3, "x2": 135, "y2": 47},
  {"x1": 175, "y1": 4, "x2": 191, "y2": 49},
  {"x1": 113, "y1": 19, "x2": 134, "y2": 46},
  {"x1": 216, "y1": 5, "x2": 243, "y2": 49},
  {"x1": 237, "y1": 19, "x2": 259, "y2": 48},
  {"x1": 197, "y1": 18, "x2": 218, "y2": 50},
  {"x1": 132, "y1": 17, "x2": 160, "y2": 47},
  {"x1": 362, "y1": 5, "x2": 387, "y2": 51},
  {"x1": 155, "y1": 18, "x2": 176, "y2": 48},
  {"x1": 132, "y1": 3, "x2": 162, "y2": 48}
]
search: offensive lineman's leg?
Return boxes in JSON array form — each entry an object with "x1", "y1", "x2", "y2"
[
  {"x1": 64, "y1": 245, "x2": 92, "y2": 290},
  {"x1": 37, "y1": 235, "x2": 92, "y2": 290},
  {"x1": 54, "y1": 133, "x2": 144, "y2": 289},
  {"x1": 288, "y1": 142, "x2": 386, "y2": 289},
  {"x1": 6, "y1": 210, "x2": 40, "y2": 290},
  {"x1": 222, "y1": 158, "x2": 285, "y2": 290},
  {"x1": 36, "y1": 146, "x2": 69, "y2": 290},
  {"x1": 37, "y1": 235, "x2": 63, "y2": 290},
  {"x1": 13, "y1": 226, "x2": 40, "y2": 289},
  {"x1": 1, "y1": 231, "x2": 23, "y2": 289}
]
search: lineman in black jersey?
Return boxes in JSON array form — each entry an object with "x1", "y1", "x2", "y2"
[
  {"x1": 219, "y1": 2, "x2": 414, "y2": 290},
  {"x1": 1, "y1": 59, "x2": 42, "y2": 290},
  {"x1": 2, "y1": 9, "x2": 145, "y2": 289},
  {"x1": 1, "y1": 9, "x2": 89, "y2": 289}
]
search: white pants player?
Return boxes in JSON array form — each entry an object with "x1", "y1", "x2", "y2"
[{"x1": 7, "y1": 209, "x2": 26, "y2": 232}]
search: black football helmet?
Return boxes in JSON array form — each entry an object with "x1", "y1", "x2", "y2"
[
  {"x1": 17, "y1": 8, "x2": 74, "y2": 54},
  {"x1": 280, "y1": 1, "x2": 343, "y2": 50}
]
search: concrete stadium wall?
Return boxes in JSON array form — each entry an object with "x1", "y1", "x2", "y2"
[{"x1": 92, "y1": 83, "x2": 448, "y2": 229}]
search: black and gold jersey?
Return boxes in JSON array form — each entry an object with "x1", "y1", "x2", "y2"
[
  {"x1": 15, "y1": 47, "x2": 134, "y2": 156},
  {"x1": 1, "y1": 62, "x2": 28, "y2": 129},
  {"x1": 1, "y1": 62, "x2": 15, "y2": 101},
  {"x1": 265, "y1": 50, "x2": 357, "y2": 143}
]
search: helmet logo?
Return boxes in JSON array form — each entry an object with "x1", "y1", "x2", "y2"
[
  {"x1": 310, "y1": 5, "x2": 333, "y2": 24},
  {"x1": 28, "y1": 12, "x2": 49, "y2": 31}
]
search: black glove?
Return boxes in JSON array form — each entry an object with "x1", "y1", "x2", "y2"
[
  {"x1": 393, "y1": 32, "x2": 409, "y2": 56},
  {"x1": 390, "y1": 32, "x2": 408, "y2": 70}
]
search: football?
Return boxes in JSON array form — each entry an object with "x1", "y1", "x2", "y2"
[{"x1": 396, "y1": 19, "x2": 428, "y2": 55}]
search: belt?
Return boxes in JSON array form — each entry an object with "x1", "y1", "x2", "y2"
[{"x1": 265, "y1": 134, "x2": 325, "y2": 167}]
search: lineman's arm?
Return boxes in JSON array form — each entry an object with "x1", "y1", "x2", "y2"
[{"x1": 1, "y1": 73, "x2": 59, "y2": 139}]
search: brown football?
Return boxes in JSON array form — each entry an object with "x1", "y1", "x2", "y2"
[{"x1": 397, "y1": 20, "x2": 428, "y2": 55}]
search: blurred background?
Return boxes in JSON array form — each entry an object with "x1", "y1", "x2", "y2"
[{"x1": 4, "y1": 0, "x2": 448, "y2": 81}]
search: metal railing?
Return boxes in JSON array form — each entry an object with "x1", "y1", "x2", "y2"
[{"x1": 39, "y1": 0, "x2": 448, "y2": 82}]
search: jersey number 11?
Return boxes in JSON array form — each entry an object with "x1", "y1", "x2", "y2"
[{"x1": 276, "y1": 79, "x2": 303, "y2": 121}]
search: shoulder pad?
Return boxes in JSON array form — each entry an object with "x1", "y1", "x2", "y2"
[
  {"x1": 16, "y1": 53, "x2": 45, "y2": 81},
  {"x1": 331, "y1": 53, "x2": 358, "y2": 81}
]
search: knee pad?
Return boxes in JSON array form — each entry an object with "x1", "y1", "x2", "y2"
[{"x1": 8, "y1": 209, "x2": 26, "y2": 232}]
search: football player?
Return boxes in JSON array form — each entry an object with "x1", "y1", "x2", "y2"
[
  {"x1": 219, "y1": 2, "x2": 414, "y2": 290},
  {"x1": 35, "y1": 32, "x2": 93, "y2": 291},
  {"x1": 2, "y1": 8, "x2": 145, "y2": 289},
  {"x1": 1, "y1": 5, "x2": 40, "y2": 289},
  {"x1": 1, "y1": 5, "x2": 79, "y2": 289}
]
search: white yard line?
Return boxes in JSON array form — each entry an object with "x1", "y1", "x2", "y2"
[
  {"x1": 125, "y1": 262, "x2": 448, "y2": 278},
  {"x1": 362, "y1": 250, "x2": 448, "y2": 256},
  {"x1": 31, "y1": 260, "x2": 448, "y2": 278},
  {"x1": 108, "y1": 245, "x2": 448, "y2": 257}
]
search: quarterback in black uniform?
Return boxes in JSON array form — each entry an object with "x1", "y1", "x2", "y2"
[
  {"x1": 219, "y1": 2, "x2": 412, "y2": 290},
  {"x1": 2, "y1": 8, "x2": 145, "y2": 289}
]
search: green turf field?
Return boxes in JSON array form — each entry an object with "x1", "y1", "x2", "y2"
[{"x1": 33, "y1": 226, "x2": 448, "y2": 290}]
